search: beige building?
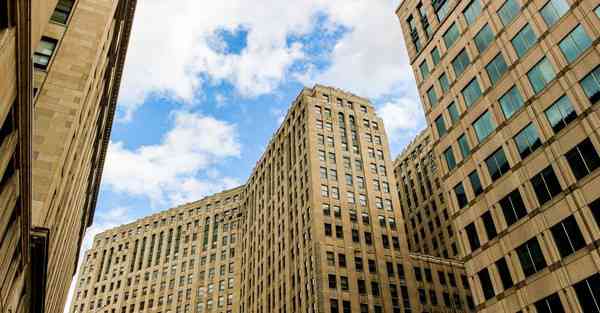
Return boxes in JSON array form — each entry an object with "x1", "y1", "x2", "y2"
[
  {"x1": 0, "y1": 0, "x2": 135, "y2": 312},
  {"x1": 396, "y1": 0, "x2": 600, "y2": 312},
  {"x1": 69, "y1": 187, "x2": 244, "y2": 313}
]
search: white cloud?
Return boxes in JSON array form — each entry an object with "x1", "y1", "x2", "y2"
[
  {"x1": 377, "y1": 96, "x2": 427, "y2": 143},
  {"x1": 103, "y1": 111, "x2": 241, "y2": 205}
]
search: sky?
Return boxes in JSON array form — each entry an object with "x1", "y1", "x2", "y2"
[{"x1": 64, "y1": 0, "x2": 426, "y2": 310}]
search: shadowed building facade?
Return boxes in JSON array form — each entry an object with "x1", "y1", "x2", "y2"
[
  {"x1": 0, "y1": 0, "x2": 135, "y2": 312},
  {"x1": 396, "y1": 0, "x2": 600, "y2": 312}
]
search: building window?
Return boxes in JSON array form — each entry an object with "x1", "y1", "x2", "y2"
[
  {"x1": 51, "y1": 0, "x2": 75, "y2": 24},
  {"x1": 477, "y1": 268, "x2": 494, "y2": 300},
  {"x1": 534, "y1": 293, "x2": 565, "y2": 313},
  {"x1": 444, "y1": 147, "x2": 457, "y2": 171},
  {"x1": 495, "y1": 257, "x2": 513, "y2": 290},
  {"x1": 458, "y1": 134, "x2": 470, "y2": 158},
  {"x1": 431, "y1": 47, "x2": 441, "y2": 65},
  {"x1": 469, "y1": 171, "x2": 483, "y2": 196},
  {"x1": 500, "y1": 189, "x2": 527, "y2": 227},
  {"x1": 463, "y1": 0, "x2": 482, "y2": 25},
  {"x1": 516, "y1": 237, "x2": 547, "y2": 277},
  {"x1": 513, "y1": 123, "x2": 542, "y2": 159},
  {"x1": 420, "y1": 61, "x2": 430, "y2": 80},
  {"x1": 474, "y1": 24, "x2": 494, "y2": 53},
  {"x1": 427, "y1": 87, "x2": 438, "y2": 106},
  {"x1": 486, "y1": 53, "x2": 508, "y2": 85},
  {"x1": 465, "y1": 223, "x2": 480, "y2": 251},
  {"x1": 462, "y1": 78, "x2": 482, "y2": 107},
  {"x1": 435, "y1": 115, "x2": 447, "y2": 137},
  {"x1": 439, "y1": 73, "x2": 450, "y2": 93},
  {"x1": 550, "y1": 215, "x2": 586, "y2": 259},
  {"x1": 499, "y1": 85, "x2": 524, "y2": 119},
  {"x1": 452, "y1": 49, "x2": 470, "y2": 77},
  {"x1": 330, "y1": 299, "x2": 339, "y2": 313},
  {"x1": 434, "y1": 0, "x2": 451, "y2": 21},
  {"x1": 531, "y1": 166, "x2": 562, "y2": 206},
  {"x1": 528, "y1": 57, "x2": 556, "y2": 94},
  {"x1": 512, "y1": 24, "x2": 537, "y2": 58},
  {"x1": 473, "y1": 111, "x2": 496, "y2": 142},
  {"x1": 443, "y1": 23, "x2": 460, "y2": 49},
  {"x1": 540, "y1": 0, "x2": 569, "y2": 27},
  {"x1": 544, "y1": 95, "x2": 576, "y2": 133},
  {"x1": 485, "y1": 148, "x2": 509, "y2": 181},
  {"x1": 447, "y1": 102, "x2": 459, "y2": 123},
  {"x1": 559, "y1": 24, "x2": 592, "y2": 63},
  {"x1": 454, "y1": 182, "x2": 468, "y2": 209},
  {"x1": 580, "y1": 66, "x2": 600, "y2": 104},
  {"x1": 565, "y1": 138, "x2": 600, "y2": 180},
  {"x1": 498, "y1": 0, "x2": 520, "y2": 26},
  {"x1": 481, "y1": 211, "x2": 497, "y2": 240},
  {"x1": 573, "y1": 273, "x2": 600, "y2": 313},
  {"x1": 33, "y1": 37, "x2": 58, "y2": 70}
]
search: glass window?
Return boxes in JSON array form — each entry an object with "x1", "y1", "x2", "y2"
[
  {"x1": 477, "y1": 268, "x2": 494, "y2": 300},
  {"x1": 463, "y1": 0, "x2": 482, "y2": 25},
  {"x1": 444, "y1": 147, "x2": 457, "y2": 171},
  {"x1": 513, "y1": 123, "x2": 542, "y2": 159},
  {"x1": 531, "y1": 165, "x2": 562, "y2": 205},
  {"x1": 481, "y1": 211, "x2": 497, "y2": 240},
  {"x1": 485, "y1": 148, "x2": 510, "y2": 181},
  {"x1": 580, "y1": 66, "x2": 600, "y2": 104},
  {"x1": 534, "y1": 293, "x2": 565, "y2": 313},
  {"x1": 427, "y1": 87, "x2": 438, "y2": 106},
  {"x1": 495, "y1": 257, "x2": 513, "y2": 289},
  {"x1": 573, "y1": 273, "x2": 600, "y2": 313},
  {"x1": 33, "y1": 37, "x2": 58, "y2": 70},
  {"x1": 550, "y1": 215, "x2": 586, "y2": 258},
  {"x1": 443, "y1": 23, "x2": 460, "y2": 49},
  {"x1": 50, "y1": 0, "x2": 75, "y2": 24},
  {"x1": 439, "y1": 73, "x2": 450, "y2": 93},
  {"x1": 540, "y1": 0, "x2": 569, "y2": 27},
  {"x1": 511, "y1": 24, "x2": 537, "y2": 58},
  {"x1": 420, "y1": 61, "x2": 430, "y2": 80},
  {"x1": 473, "y1": 111, "x2": 496, "y2": 142},
  {"x1": 596, "y1": 5, "x2": 600, "y2": 17},
  {"x1": 466, "y1": 223, "x2": 480, "y2": 251},
  {"x1": 462, "y1": 78, "x2": 482, "y2": 107},
  {"x1": 500, "y1": 189, "x2": 527, "y2": 227},
  {"x1": 435, "y1": 0, "x2": 451, "y2": 21},
  {"x1": 498, "y1": 0, "x2": 520, "y2": 26},
  {"x1": 447, "y1": 102, "x2": 460, "y2": 123},
  {"x1": 486, "y1": 53, "x2": 508, "y2": 85},
  {"x1": 435, "y1": 115, "x2": 447, "y2": 137},
  {"x1": 452, "y1": 49, "x2": 470, "y2": 77},
  {"x1": 559, "y1": 24, "x2": 592, "y2": 63},
  {"x1": 458, "y1": 134, "x2": 470, "y2": 158},
  {"x1": 528, "y1": 57, "x2": 556, "y2": 94},
  {"x1": 474, "y1": 24, "x2": 494, "y2": 53},
  {"x1": 469, "y1": 171, "x2": 483, "y2": 196},
  {"x1": 431, "y1": 47, "x2": 441, "y2": 65},
  {"x1": 516, "y1": 237, "x2": 547, "y2": 277},
  {"x1": 565, "y1": 138, "x2": 600, "y2": 180},
  {"x1": 544, "y1": 95, "x2": 576, "y2": 133},
  {"x1": 454, "y1": 182, "x2": 468, "y2": 209},
  {"x1": 499, "y1": 85, "x2": 524, "y2": 119}
]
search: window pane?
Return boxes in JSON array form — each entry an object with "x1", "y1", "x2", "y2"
[
  {"x1": 481, "y1": 211, "x2": 497, "y2": 239},
  {"x1": 541, "y1": 0, "x2": 569, "y2": 27},
  {"x1": 463, "y1": 0, "x2": 482, "y2": 25},
  {"x1": 581, "y1": 66, "x2": 600, "y2": 104},
  {"x1": 432, "y1": 47, "x2": 441, "y2": 65},
  {"x1": 435, "y1": 116, "x2": 447, "y2": 137},
  {"x1": 495, "y1": 258, "x2": 513, "y2": 289},
  {"x1": 534, "y1": 293, "x2": 565, "y2": 313},
  {"x1": 528, "y1": 57, "x2": 556, "y2": 94},
  {"x1": 452, "y1": 49, "x2": 470, "y2": 77},
  {"x1": 500, "y1": 189, "x2": 527, "y2": 226},
  {"x1": 469, "y1": 171, "x2": 483, "y2": 196},
  {"x1": 516, "y1": 237, "x2": 547, "y2": 277},
  {"x1": 458, "y1": 134, "x2": 470, "y2": 158},
  {"x1": 498, "y1": 86, "x2": 523, "y2": 119},
  {"x1": 559, "y1": 24, "x2": 592, "y2": 63},
  {"x1": 427, "y1": 87, "x2": 438, "y2": 106},
  {"x1": 512, "y1": 24, "x2": 537, "y2": 58},
  {"x1": 498, "y1": 0, "x2": 520, "y2": 26},
  {"x1": 486, "y1": 53, "x2": 508, "y2": 86},
  {"x1": 466, "y1": 222, "x2": 480, "y2": 250},
  {"x1": 565, "y1": 138, "x2": 600, "y2": 180},
  {"x1": 477, "y1": 268, "x2": 494, "y2": 300},
  {"x1": 420, "y1": 61, "x2": 430, "y2": 80},
  {"x1": 544, "y1": 95, "x2": 576, "y2": 133},
  {"x1": 550, "y1": 215, "x2": 586, "y2": 258},
  {"x1": 473, "y1": 111, "x2": 496, "y2": 142},
  {"x1": 444, "y1": 23, "x2": 460, "y2": 49},
  {"x1": 439, "y1": 73, "x2": 450, "y2": 92},
  {"x1": 447, "y1": 102, "x2": 460, "y2": 123},
  {"x1": 454, "y1": 182, "x2": 468, "y2": 209},
  {"x1": 475, "y1": 24, "x2": 494, "y2": 53},
  {"x1": 513, "y1": 123, "x2": 541, "y2": 159},
  {"x1": 485, "y1": 148, "x2": 509, "y2": 181},
  {"x1": 462, "y1": 78, "x2": 482, "y2": 107},
  {"x1": 444, "y1": 147, "x2": 457, "y2": 171},
  {"x1": 435, "y1": 0, "x2": 451, "y2": 21},
  {"x1": 531, "y1": 165, "x2": 562, "y2": 205},
  {"x1": 573, "y1": 273, "x2": 600, "y2": 313}
]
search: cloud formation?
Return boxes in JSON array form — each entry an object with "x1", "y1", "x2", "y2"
[{"x1": 377, "y1": 96, "x2": 427, "y2": 143}]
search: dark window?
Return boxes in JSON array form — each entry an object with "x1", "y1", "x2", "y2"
[
  {"x1": 414, "y1": 267, "x2": 422, "y2": 281},
  {"x1": 516, "y1": 237, "x2": 547, "y2": 277},
  {"x1": 435, "y1": 115, "x2": 447, "y2": 137},
  {"x1": 465, "y1": 222, "x2": 480, "y2": 251},
  {"x1": 51, "y1": 0, "x2": 75, "y2": 24},
  {"x1": 371, "y1": 282, "x2": 380, "y2": 296},
  {"x1": 581, "y1": 66, "x2": 600, "y2": 104},
  {"x1": 329, "y1": 274, "x2": 337, "y2": 289},
  {"x1": 550, "y1": 215, "x2": 586, "y2": 258},
  {"x1": 357, "y1": 279, "x2": 366, "y2": 294},
  {"x1": 444, "y1": 147, "x2": 457, "y2": 171},
  {"x1": 458, "y1": 134, "x2": 471, "y2": 159},
  {"x1": 481, "y1": 211, "x2": 497, "y2": 240},
  {"x1": 500, "y1": 189, "x2": 527, "y2": 227},
  {"x1": 469, "y1": 170, "x2": 483, "y2": 196},
  {"x1": 330, "y1": 299, "x2": 339, "y2": 313},
  {"x1": 495, "y1": 257, "x2": 513, "y2": 289},
  {"x1": 573, "y1": 273, "x2": 600, "y2": 313},
  {"x1": 324, "y1": 223, "x2": 332, "y2": 236},
  {"x1": 0, "y1": 0, "x2": 12, "y2": 29},
  {"x1": 477, "y1": 268, "x2": 495, "y2": 300},
  {"x1": 591, "y1": 198, "x2": 600, "y2": 228},
  {"x1": 531, "y1": 166, "x2": 562, "y2": 205},
  {"x1": 514, "y1": 123, "x2": 542, "y2": 159},
  {"x1": 565, "y1": 138, "x2": 600, "y2": 180},
  {"x1": 33, "y1": 37, "x2": 58, "y2": 70},
  {"x1": 544, "y1": 95, "x2": 576, "y2": 133},
  {"x1": 534, "y1": 293, "x2": 565, "y2": 313},
  {"x1": 485, "y1": 148, "x2": 510, "y2": 182},
  {"x1": 454, "y1": 182, "x2": 468, "y2": 209}
]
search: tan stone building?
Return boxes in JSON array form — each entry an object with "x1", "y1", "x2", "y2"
[
  {"x1": 0, "y1": 0, "x2": 135, "y2": 312},
  {"x1": 396, "y1": 0, "x2": 600, "y2": 312},
  {"x1": 69, "y1": 187, "x2": 244, "y2": 313},
  {"x1": 394, "y1": 129, "x2": 461, "y2": 259}
]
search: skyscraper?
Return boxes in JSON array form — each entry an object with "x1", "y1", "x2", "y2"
[
  {"x1": 0, "y1": 0, "x2": 135, "y2": 312},
  {"x1": 396, "y1": 1, "x2": 600, "y2": 312}
]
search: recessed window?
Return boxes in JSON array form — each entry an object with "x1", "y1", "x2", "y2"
[
  {"x1": 473, "y1": 111, "x2": 496, "y2": 142},
  {"x1": 573, "y1": 273, "x2": 600, "y2": 313},
  {"x1": 590, "y1": 198, "x2": 600, "y2": 228},
  {"x1": 580, "y1": 66, "x2": 600, "y2": 104},
  {"x1": 486, "y1": 53, "x2": 508, "y2": 86},
  {"x1": 499, "y1": 189, "x2": 527, "y2": 227},
  {"x1": 462, "y1": 78, "x2": 482, "y2": 107},
  {"x1": 544, "y1": 95, "x2": 576, "y2": 133},
  {"x1": 427, "y1": 87, "x2": 438, "y2": 106},
  {"x1": 33, "y1": 37, "x2": 58, "y2": 70},
  {"x1": 498, "y1": 0, "x2": 520, "y2": 26},
  {"x1": 435, "y1": 0, "x2": 451, "y2": 21},
  {"x1": 559, "y1": 24, "x2": 592, "y2": 63},
  {"x1": 474, "y1": 24, "x2": 494, "y2": 53},
  {"x1": 565, "y1": 138, "x2": 600, "y2": 180},
  {"x1": 477, "y1": 268, "x2": 494, "y2": 300},
  {"x1": 452, "y1": 49, "x2": 470, "y2": 77},
  {"x1": 465, "y1": 222, "x2": 480, "y2": 250},
  {"x1": 481, "y1": 211, "x2": 497, "y2": 240},
  {"x1": 527, "y1": 57, "x2": 556, "y2": 94},
  {"x1": 513, "y1": 123, "x2": 542, "y2": 159},
  {"x1": 435, "y1": 115, "x2": 447, "y2": 137},
  {"x1": 550, "y1": 215, "x2": 586, "y2": 259},
  {"x1": 516, "y1": 237, "x2": 547, "y2": 277},
  {"x1": 443, "y1": 23, "x2": 460, "y2": 49},
  {"x1": 444, "y1": 147, "x2": 457, "y2": 171},
  {"x1": 511, "y1": 24, "x2": 537, "y2": 58},
  {"x1": 458, "y1": 134, "x2": 470, "y2": 158},
  {"x1": 439, "y1": 73, "x2": 450, "y2": 93},
  {"x1": 534, "y1": 293, "x2": 565, "y2": 313},
  {"x1": 463, "y1": 0, "x2": 482, "y2": 25},
  {"x1": 454, "y1": 182, "x2": 468, "y2": 209},
  {"x1": 420, "y1": 61, "x2": 430, "y2": 80},
  {"x1": 469, "y1": 171, "x2": 483, "y2": 196},
  {"x1": 431, "y1": 47, "x2": 441, "y2": 65},
  {"x1": 447, "y1": 102, "x2": 460, "y2": 124},
  {"x1": 495, "y1": 257, "x2": 513, "y2": 290},
  {"x1": 531, "y1": 165, "x2": 562, "y2": 205},
  {"x1": 51, "y1": 0, "x2": 75, "y2": 24},
  {"x1": 540, "y1": 0, "x2": 569, "y2": 27},
  {"x1": 485, "y1": 148, "x2": 510, "y2": 182}
]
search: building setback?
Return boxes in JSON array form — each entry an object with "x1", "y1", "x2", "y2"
[
  {"x1": 396, "y1": 0, "x2": 600, "y2": 312},
  {"x1": 0, "y1": 0, "x2": 135, "y2": 312}
]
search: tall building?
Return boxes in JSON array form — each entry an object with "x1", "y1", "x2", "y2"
[
  {"x1": 68, "y1": 187, "x2": 244, "y2": 313},
  {"x1": 0, "y1": 0, "x2": 135, "y2": 312},
  {"x1": 396, "y1": 1, "x2": 600, "y2": 312},
  {"x1": 393, "y1": 129, "x2": 460, "y2": 259}
]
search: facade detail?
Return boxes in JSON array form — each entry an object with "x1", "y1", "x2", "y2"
[{"x1": 396, "y1": 0, "x2": 600, "y2": 312}]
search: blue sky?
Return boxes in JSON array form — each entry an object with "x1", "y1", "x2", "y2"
[{"x1": 65, "y1": 1, "x2": 426, "y2": 309}]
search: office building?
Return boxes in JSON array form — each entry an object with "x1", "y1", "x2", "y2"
[
  {"x1": 396, "y1": 0, "x2": 600, "y2": 312},
  {"x1": 0, "y1": 0, "x2": 135, "y2": 312}
]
